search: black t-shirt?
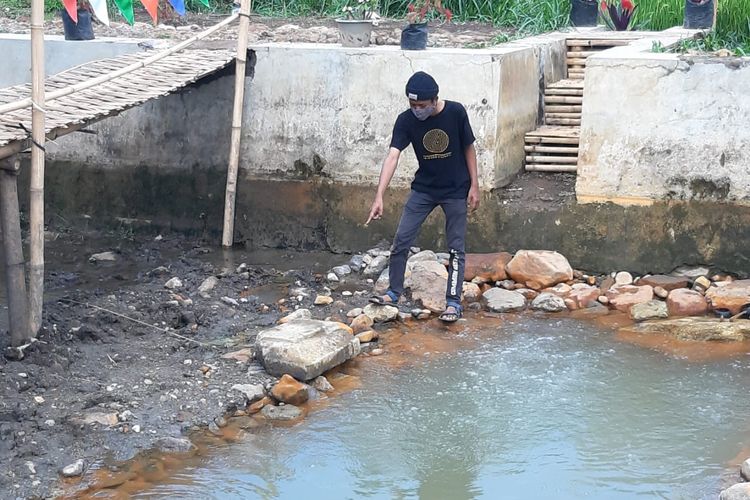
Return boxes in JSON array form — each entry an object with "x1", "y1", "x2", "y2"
[{"x1": 389, "y1": 100, "x2": 476, "y2": 199}]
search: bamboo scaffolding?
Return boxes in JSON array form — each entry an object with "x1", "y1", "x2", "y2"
[{"x1": 222, "y1": 0, "x2": 252, "y2": 247}]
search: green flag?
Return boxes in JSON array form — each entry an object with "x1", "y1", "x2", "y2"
[
  {"x1": 113, "y1": 0, "x2": 135, "y2": 24},
  {"x1": 199, "y1": 0, "x2": 210, "y2": 7}
]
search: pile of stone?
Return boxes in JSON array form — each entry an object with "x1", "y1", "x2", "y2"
[{"x1": 720, "y1": 459, "x2": 750, "y2": 500}]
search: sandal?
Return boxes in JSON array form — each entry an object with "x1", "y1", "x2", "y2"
[
  {"x1": 439, "y1": 305, "x2": 462, "y2": 323},
  {"x1": 369, "y1": 292, "x2": 397, "y2": 305}
]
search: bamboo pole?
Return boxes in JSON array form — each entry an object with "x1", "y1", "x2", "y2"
[
  {"x1": 28, "y1": 0, "x2": 45, "y2": 337},
  {"x1": 221, "y1": 0, "x2": 252, "y2": 247},
  {"x1": 0, "y1": 12, "x2": 240, "y2": 116},
  {"x1": 0, "y1": 157, "x2": 29, "y2": 347}
]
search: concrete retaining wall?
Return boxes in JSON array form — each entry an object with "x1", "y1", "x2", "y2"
[
  {"x1": 0, "y1": 34, "x2": 160, "y2": 88},
  {"x1": 576, "y1": 31, "x2": 750, "y2": 205}
]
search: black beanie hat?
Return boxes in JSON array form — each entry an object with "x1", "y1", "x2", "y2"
[{"x1": 405, "y1": 71, "x2": 439, "y2": 101}]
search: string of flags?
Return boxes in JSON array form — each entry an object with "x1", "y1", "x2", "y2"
[{"x1": 62, "y1": 0, "x2": 208, "y2": 26}]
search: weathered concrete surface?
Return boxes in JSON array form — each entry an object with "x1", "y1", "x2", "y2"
[
  {"x1": 625, "y1": 317, "x2": 750, "y2": 342},
  {"x1": 254, "y1": 320, "x2": 360, "y2": 380},
  {"x1": 577, "y1": 33, "x2": 750, "y2": 205},
  {"x1": 0, "y1": 34, "x2": 161, "y2": 88}
]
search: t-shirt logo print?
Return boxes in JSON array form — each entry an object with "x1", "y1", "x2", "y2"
[{"x1": 422, "y1": 129, "x2": 452, "y2": 160}]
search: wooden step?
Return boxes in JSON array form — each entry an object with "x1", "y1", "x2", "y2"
[
  {"x1": 566, "y1": 57, "x2": 589, "y2": 66},
  {"x1": 525, "y1": 125, "x2": 580, "y2": 139},
  {"x1": 544, "y1": 95, "x2": 583, "y2": 105},
  {"x1": 547, "y1": 79, "x2": 584, "y2": 89},
  {"x1": 545, "y1": 87, "x2": 583, "y2": 96},
  {"x1": 524, "y1": 145, "x2": 579, "y2": 154},
  {"x1": 566, "y1": 39, "x2": 634, "y2": 47},
  {"x1": 546, "y1": 118, "x2": 581, "y2": 125},
  {"x1": 544, "y1": 104, "x2": 582, "y2": 113},
  {"x1": 525, "y1": 155, "x2": 578, "y2": 164},
  {"x1": 525, "y1": 164, "x2": 578, "y2": 172},
  {"x1": 544, "y1": 113, "x2": 582, "y2": 120}
]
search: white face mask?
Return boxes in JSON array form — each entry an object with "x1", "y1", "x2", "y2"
[{"x1": 411, "y1": 105, "x2": 435, "y2": 121}]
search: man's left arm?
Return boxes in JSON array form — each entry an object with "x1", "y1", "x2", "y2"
[{"x1": 466, "y1": 143, "x2": 479, "y2": 211}]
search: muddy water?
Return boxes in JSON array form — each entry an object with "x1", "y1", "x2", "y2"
[{"x1": 132, "y1": 316, "x2": 750, "y2": 499}]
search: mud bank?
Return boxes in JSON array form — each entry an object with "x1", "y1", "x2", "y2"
[{"x1": 25, "y1": 161, "x2": 750, "y2": 276}]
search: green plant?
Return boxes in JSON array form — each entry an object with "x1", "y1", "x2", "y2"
[
  {"x1": 600, "y1": 0, "x2": 637, "y2": 30},
  {"x1": 341, "y1": 0, "x2": 378, "y2": 19}
]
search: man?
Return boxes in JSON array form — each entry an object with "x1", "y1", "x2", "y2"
[{"x1": 366, "y1": 71, "x2": 479, "y2": 323}]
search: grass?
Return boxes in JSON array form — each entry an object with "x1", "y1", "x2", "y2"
[{"x1": 671, "y1": 29, "x2": 750, "y2": 55}]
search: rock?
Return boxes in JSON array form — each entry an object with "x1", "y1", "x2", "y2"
[
  {"x1": 506, "y1": 250, "x2": 573, "y2": 289},
  {"x1": 706, "y1": 280, "x2": 750, "y2": 315},
  {"x1": 407, "y1": 260, "x2": 448, "y2": 312},
  {"x1": 229, "y1": 416, "x2": 261, "y2": 429},
  {"x1": 356, "y1": 330, "x2": 377, "y2": 343},
  {"x1": 654, "y1": 286, "x2": 669, "y2": 299},
  {"x1": 627, "y1": 317, "x2": 750, "y2": 341},
  {"x1": 373, "y1": 268, "x2": 390, "y2": 294},
  {"x1": 463, "y1": 252, "x2": 512, "y2": 282},
  {"x1": 153, "y1": 437, "x2": 196, "y2": 454},
  {"x1": 462, "y1": 282, "x2": 482, "y2": 302},
  {"x1": 207, "y1": 421, "x2": 222, "y2": 436},
  {"x1": 198, "y1": 276, "x2": 218, "y2": 294},
  {"x1": 531, "y1": 293, "x2": 567, "y2": 312},
  {"x1": 222, "y1": 348, "x2": 254, "y2": 363},
  {"x1": 516, "y1": 288, "x2": 539, "y2": 301},
  {"x1": 569, "y1": 302, "x2": 610, "y2": 318},
  {"x1": 720, "y1": 483, "x2": 750, "y2": 500},
  {"x1": 347, "y1": 308, "x2": 363, "y2": 318},
  {"x1": 60, "y1": 459, "x2": 85, "y2": 477},
  {"x1": 248, "y1": 396, "x2": 272, "y2": 414},
  {"x1": 692, "y1": 275, "x2": 712, "y2": 292},
  {"x1": 371, "y1": 348, "x2": 384, "y2": 356},
  {"x1": 164, "y1": 277, "x2": 183, "y2": 290},
  {"x1": 598, "y1": 295, "x2": 609, "y2": 305},
  {"x1": 368, "y1": 248, "x2": 391, "y2": 257},
  {"x1": 599, "y1": 276, "x2": 616, "y2": 293},
  {"x1": 742, "y1": 459, "x2": 750, "y2": 481},
  {"x1": 483, "y1": 288, "x2": 526, "y2": 312},
  {"x1": 637, "y1": 275, "x2": 689, "y2": 291},
  {"x1": 326, "y1": 272, "x2": 339, "y2": 282},
  {"x1": 630, "y1": 300, "x2": 669, "y2": 322},
  {"x1": 547, "y1": 283, "x2": 572, "y2": 295},
  {"x1": 311, "y1": 376, "x2": 334, "y2": 392},
  {"x1": 566, "y1": 285, "x2": 601, "y2": 310},
  {"x1": 332, "y1": 265, "x2": 352, "y2": 277},
  {"x1": 221, "y1": 296, "x2": 239, "y2": 307},
  {"x1": 89, "y1": 251, "x2": 117, "y2": 263},
  {"x1": 497, "y1": 279, "x2": 515, "y2": 290},
  {"x1": 350, "y1": 314, "x2": 374, "y2": 334},
  {"x1": 363, "y1": 255, "x2": 388, "y2": 277},
  {"x1": 270, "y1": 374, "x2": 309, "y2": 405},
  {"x1": 314, "y1": 295, "x2": 334, "y2": 306},
  {"x1": 667, "y1": 289, "x2": 709, "y2": 316},
  {"x1": 605, "y1": 285, "x2": 654, "y2": 313},
  {"x1": 231, "y1": 383, "x2": 265, "y2": 403},
  {"x1": 349, "y1": 254, "x2": 365, "y2": 271},
  {"x1": 406, "y1": 250, "x2": 438, "y2": 269},
  {"x1": 77, "y1": 412, "x2": 119, "y2": 426},
  {"x1": 255, "y1": 320, "x2": 360, "y2": 380},
  {"x1": 278, "y1": 308, "x2": 312, "y2": 324},
  {"x1": 411, "y1": 308, "x2": 431, "y2": 320},
  {"x1": 672, "y1": 265, "x2": 710, "y2": 279},
  {"x1": 261, "y1": 404, "x2": 303, "y2": 421},
  {"x1": 614, "y1": 271, "x2": 633, "y2": 286},
  {"x1": 363, "y1": 303, "x2": 399, "y2": 322}
]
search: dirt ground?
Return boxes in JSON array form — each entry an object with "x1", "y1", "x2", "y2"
[
  {"x1": 0, "y1": 10, "x2": 513, "y2": 48},
  {"x1": 0, "y1": 230, "x2": 382, "y2": 499}
]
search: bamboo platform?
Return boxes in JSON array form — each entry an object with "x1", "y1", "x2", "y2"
[
  {"x1": 524, "y1": 126, "x2": 580, "y2": 172},
  {"x1": 0, "y1": 49, "x2": 235, "y2": 159},
  {"x1": 565, "y1": 37, "x2": 634, "y2": 80}
]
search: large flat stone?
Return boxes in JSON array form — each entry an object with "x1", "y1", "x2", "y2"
[
  {"x1": 625, "y1": 317, "x2": 750, "y2": 342},
  {"x1": 706, "y1": 280, "x2": 750, "y2": 315},
  {"x1": 254, "y1": 320, "x2": 360, "y2": 381}
]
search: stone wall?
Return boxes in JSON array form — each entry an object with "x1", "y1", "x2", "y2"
[{"x1": 576, "y1": 31, "x2": 750, "y2": 205}]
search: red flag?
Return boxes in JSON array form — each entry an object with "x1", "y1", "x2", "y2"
[
  {"x1": 63, "y1": 0, "x2": 78, "y2": 23},
  {"x1": 140, "y1": 0, "x2": 159, "y2": 23}
]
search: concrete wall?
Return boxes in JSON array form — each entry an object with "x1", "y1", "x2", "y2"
[
  {"x1": 46, "y1": 37, "x2": 569, "y2": 190},
  {"x1": 576, "y1": 30, "x2": 750, "y2": 205},
  {"x1": 0, "y1": 34, "x2": 162, "y2": 88}
]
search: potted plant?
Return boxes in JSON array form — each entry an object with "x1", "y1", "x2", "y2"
[
  {"x1": 401, "y1": 0, "x2": 452, "y2": 51},
  {"x1": 570, "y1": 0, "x2": 599, "y2": 27},
  {"x1": 684, "y1": 0, "x2": 714, "y2": 29},
  {"x1": 599, "y1": 0, "x2": 637, "y2": 30},
  {"x1": 61, "y1": 0, "x2": 95, "y2": 40},
  {"x1": 336, "y1": 0, "x2": 379, "y2": 48}
]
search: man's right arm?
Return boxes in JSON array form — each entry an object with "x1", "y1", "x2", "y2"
[{"x1": 366, "y1": 147, "x2": 402, "y2": 225}]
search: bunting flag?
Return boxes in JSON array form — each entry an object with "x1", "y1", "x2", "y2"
[
  {"x1": 167, "y1": 0, "x2": 187, "y2": 16},
  {"x1": 89, "y1": 0, "x2": 110, "y2": 25},
  {"x1": 140, "y1": 0, "x2": 159, "y2": 23},
  {"x1": 113, "y1": 0, "x2": 135, "y2": 24},
  {"x1": 62, "y1": 0, "x2": 78, "y2": 23},
  {"x1": 198, "y1": 0, "x2": 210, "y2": 7}
]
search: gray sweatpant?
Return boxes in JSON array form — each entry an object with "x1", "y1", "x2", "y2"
[{"x1": 387, "y1": 190, "x2": 467, "y2": 309}]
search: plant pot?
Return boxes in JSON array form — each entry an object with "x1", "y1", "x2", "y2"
[
  {"x1": 335, "y1": 19, "x2": 374, "y2": 48},
  {"x1": 570, "y1": 0, "x2": 599, "y2": 27},
  {"x1": 400, "y1": 23, "x2": 428, "y2": 50},
  {"x1": 61, "y1": 9, "x2": 95, "y2": 40},
  {"x1": 684, "y1": 0, "x2": 714, "y2": 29}
]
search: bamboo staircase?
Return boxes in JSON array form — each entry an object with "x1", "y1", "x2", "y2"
[{"x1": 523, "y1": 35, "x2": 637, "y2": 173}]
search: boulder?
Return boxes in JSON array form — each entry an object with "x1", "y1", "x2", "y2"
[
  {"x1": 706, "y1": 280, "x2": 750, "y2": 315},
  {"x1": 462, "y1": 282, "x2": 482, "y2": 303},
  {"x1": 506, "y1": 250, "x2": 573, "y2": 289},
  {"x1": 630, "y1": 300, "x2": 668, "y2": 322},
  {"x1": 374, "y1": 268, "x2": 390, "y2": 294},
  {"x1": 350, "y1": 314, "x2": 374, "y2": 333},
  {"x1": 742, "y1": 458, "x2": 750, "y2": 481},
  {"x1": 627, "y1": 317, "x2": 750, "y2": 342},
  {"x1": 254, "y1": 320, "x2": 360, "y2": 380},
  {"x1": 363, "y1": 255, "x2": 388, "y2": 277},
  {"x1": 311, "y1": 376, "x2": 334, "y2": 393},
  {"x1": 270, "y1": 374, "x2": 309, "y2": 405},
  {"x1": 614, "y1": 271, "x2": 634, "y2": 285},
  {"x1": 569, "y1": 302, "x2": 610, "y2": 319},
  {"x1": 531, "y1": 293, "x2": 567, "y2": 312},
  {"x1": 153, "y1": 437, "x2": 197, "y2": 454},
  {"x1": 407, "y1": 260, "x2": 448, "y2": 313},
  {"x1": 641, "y1": 274, "x2": 690, "y2": 290},
  {"x1": 667, "y1": 289, "x2": 709, "y2": 317},
  {"x1": 89, "y1": 251, "x2": 117, "y2": 263},
  {"x1": 314, "y1": 295, "x2": 333, "y2": 306},
  {"x1": 197, "y1": 276, "x2": 219, "y2": 294},
  {"x1": 464, "y1": 252, "x2": 512, "y2": 282},
  {"x1": 261, "y1": 404, "x2": 303, "y2": 421},
  {"x1": 278, "y1": 308, "x2": 312, "y2": 324},
  {"x1": 406, "y1": 250, "x2": 438, "y2": 269},
  {"x1": 720, "y1": 483, "x2": 750, "y2": 500},
  {"x1": 356, "y1": 330, "x2": 377, "y2": 343},
  {"x1": 672, "y1": 265, "x2": 710, "y2": 279},
  {"x1": 363, "y1": 303, "x2": 399, "y2": 322},
  {"x1": 605, "y1": 285, "x2": 654, "y2": 313},
  {"x1": 566, "y1": 285, "x2": 601, "y2": 310},
  {"x1": 483, "y1": 288, "x2": 526, "y2": 313},
  {"x1": 231, "y1": 383, "x2": 265, "y2": 402},
  {"x1": 164, "y1": 277, "x2": 183, "y2": 290},
  {"x1": 332, "y1": 265, "x2": 352, "y2": 277}
]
